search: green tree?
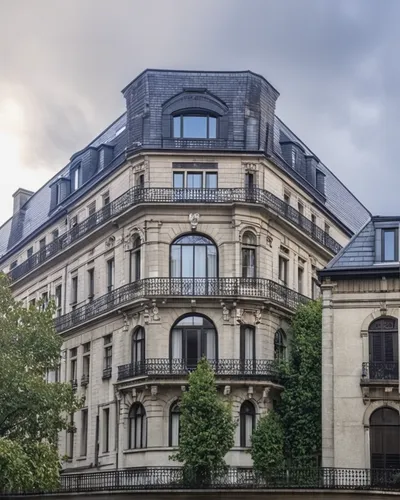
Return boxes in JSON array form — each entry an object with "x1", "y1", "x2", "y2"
[
  {"x1": 250, "y1": 410, "x2": 285, "y2": 476},
  {"x1": 279, "y1": 299, "x2": 322, "y2": 466},
  {"x1": 171, "y1": 358, "x2": 236, "y2": 485},
  {"x1": 0, "y1": 274, "x2": 81, "y2": 492}
]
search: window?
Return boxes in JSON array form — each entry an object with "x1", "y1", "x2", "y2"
[
  {"x1": 88, "y1": 201, "x2": 96, "y2": 217},
  {"x1": 283, "y1": 191, "x2": 291, "y2": 205},
  {"x1": 107, "y1": 259, "x2": 114, "y2": 292},
  {"x1": 170, "y1": 235, "x2": 217, "y2": 286},
  {"x1": 103, "y1": 334, "x2": 113, "y2": 378},
  {"x1": 324, "y1": 222, "x2": 330, "y2": 235},
  {"x1": 138, "y1": 173, "x2": 145, "y2": 188},
  {"x1": 52, "y1": 229, "x2": 59, "y2": 241},
  {"x1": 70, "y1": 348, "x2": 78, "y2": 386},
  {"x1": 170, "y1": 315, "x2": 217, "y2": 369},
  {"x1": 128, "y1": 403, "x2": 146, "y2": 449},
  {"x1": 187, "y1": 172, "x2": 202, "y2": 189},
  {"x1": 240, "y1": 325, "x2": 255, "y2": 361},
  {"x1": 173, "y1": 172, "x2": 184, "y2": 189},
  {"x1": 274, "y1": 329, "x2": 287, "y2": 361},
  {"x1": 102, "y1": 191, "x2": 110, "y2": 206},
  {"x1": 71, "y1": 276, "x2": 78, "y2": 309},
  {"x1": 245, "y1": 172, "x2": 254, "y2": 190},
  {"x1": 298, "y1": 266, "x2": 304, "y2": 294},
  {"x1": 29, "y1": 298, "x2": 36, "y2": 308},
  {"x1": 72, "y1": 166, "x2": 81, "y2": 191},
  {"x1": 132, "y1": 327, "x2": 145, "y2": 365},
  {"x1": 370, "y1": 407, "x2": 400, "y2": 470},
  {"x1": 240, "y1": 401, "x2": 255, "y2": 447},
  {"x1": 312, "y1": 266, "x2": 320, "y2": 299},
  {"x1": 10, "y1": 260, "x2": 17, "y2": 270},
  {"x1": 278, "y1": 256, "x2": 288, "y2": 285},
  {"x1": 173, "y1": 171, "x2": 218, "y2": 190},
  {"x1": 80, "y1": 409, "x2": 88, "y2": 456},
  {"x1": 382, "y1": 228, "x2": 398, "y2": 262},
  {"x1": 241, "y1": 231, "x2": 256, "y2": 278},
  {"x1": 130, "y1": 237, "x2": 141, "y2": 282},
  {"x1": 27, "y1": 247, "x2": 33, "y2": 259},
  {"x1": 102, "y1": 408, "x2": 110, "y2": 453},
  {"x1": 173, "y1": 114, "x2": 217, "y2": 139},
  {"x1": 87, "y1": 268, "x2": 95, "y2": 301},
  {"x1": 169, "y1": 401, "x2": 181, "y2": 447},
  {"x1": 40, "y1": 291, "x2": 48, "y2": 311},
  {"x1": 39, "y1": 238, "x2": 46, "y2": 250},
  {"x1": 55, "y1": 284, "x2": 62, "y2": 317},
  {"x1": 298, "y1": 202, "x2": 304, "y2": 215},
  {"x1": 291, "y1": 149, "x2": 297, "y2": 168},
  {"x1": 67, "y1": 413, "x2": 74, "y2": 459},
  {"x1": 368, "y1": 318, "x2": 398, "y2": 380},
  {"x1": 82, "y1": 343, "x2": 90, "y2": 386},
  {"x1": 205, "y1": 172, "x2": 217, "y2": 189},
  {"x1": 311, "y1": 213, "x2": 317, "y2": 225}
]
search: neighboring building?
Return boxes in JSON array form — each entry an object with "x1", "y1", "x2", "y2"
[
  {"x1": 0, "y1": 69, "x2": 369, "y2": 472},
  {"x1": 320, "y1": 216, "x2": 400, "y2": 470}
]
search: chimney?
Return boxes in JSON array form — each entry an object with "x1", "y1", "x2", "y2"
[{"x1": 12, "y1": 188, "x2": 33, "y2": 214}]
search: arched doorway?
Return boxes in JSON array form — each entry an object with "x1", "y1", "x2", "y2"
[
  {"x1": 370, "y1": 407, "x2": 400, "y2": 469},
  {"x1": 369, "y1": 318, "x2": 398, "y2": 379}
]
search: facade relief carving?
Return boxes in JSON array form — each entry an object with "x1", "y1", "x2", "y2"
[
  {"x1": 236, "y1": 308, "x2": 262, "y2": 325},
  {"x1": 124, "y1": 226, "x2": 145, "y2": 250},
  {"x1": 189, "y1": 213, "x2": 200, "y2": 231}
]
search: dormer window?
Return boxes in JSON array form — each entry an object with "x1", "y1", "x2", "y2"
[
  {"x1": 71, "y1": 165, "x2": 81, "y2": 191},
  {"x1": 173, "y1": 114, "x2": 217, "y2": 139},
  {"x1": 382, "y1": 228, "x2": 398, "y2": 262}
]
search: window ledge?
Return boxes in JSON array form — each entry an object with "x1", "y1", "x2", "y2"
[
  {"x1": 373, "y1": 261, "x2": 399, "y2": 266},
  {"x1": 76, "y1": 456, "x2": 87, "y2": 461},
  {"x1": 123, "y1": 446, "x2": 175, "y2": 455}
]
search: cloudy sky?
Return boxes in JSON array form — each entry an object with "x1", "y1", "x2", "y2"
[{"x1": 0, "y1": 0, "x2": 398, "y2": 224}]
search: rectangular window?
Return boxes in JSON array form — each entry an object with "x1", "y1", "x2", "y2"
[
  {"x1": 80, "y1": 409, "x2": 88, "y2": 457},
  {"x1": 72, "y1": 167, "x2": 81, "y2": 191},
  {"x1": 173, "y1": 115, "x2": 217, "y2": 139},
  {"x1": 102, "y1": 408, "x2": 110, "y2": 453},
  {"x1": 27, "y1": 247, "x2": 33, "y2": 259},
  {"x1": 82, "y1": 344, "x2": 90, "y2": 386},
  {"x1": 71, "y1": 276, "x2": 78, "y2": 309},
  {"x1": 382, "y1": 228, "x2": 398, "y2": 262},
  {"x1": 279, "y1": 256, "x2": 288, "y2": 285},
  {"x1": 39, "y1": 238, "x2": 46, "y2": 250},
  {"x1": 130, "y1": 249, "x2": 141, "y2": 282},
  {"x1": 298, "y1": 266, "x2": 304, "y2": 294},
  {"x1": 55, "y1": 284, "x2": 62, "y2": 317},
  {"x1": 311, "y1": 213, "x2": 317, "y2": 225},
  {"x1": 187, "y1": 172, "x2": 203, "y2": 189},
  {"x1": 41, "y1": 291, "x2": 48, "y2": 311},
  {"x1": 102, "y1": 191, "x2": 110, "y2": 206},
  {"x1": 104, "y1": 334, "x2": 113, "y2": 377},
  {"x1": 87, "y1": 201, "x2": 96, "y2": 217},
  {"x1": 70, "y1": 215, "x2": 78, "y2": 228},
  {"x1": 70, "y1": 348, "x2": 77, "y2": 384},
  {"x1": 67, "y1": 413, "x2": 74, "y2": 459},
  {"x1": 29, "y1": 298, "x2": 36, "y2": 308},
  {"x1": 284, "y1": 192, "x2": 291, "y2": 205},
  {"x1": 138, "y1": 173, "x2": 145, "y2": 188},
  {"x1": 245, "y1": 172, "x2": 254, "y2": 190},
  {"x1": 242, "y1": 248, "x2": 256, "y2": 278},
  {"x1": 107, "y1": 259, "x2": 114, "y2": 292},
  {"x1": 52, "y1": 229, "x2": 59, "y2": 241},
  {"x1": 87, "y1": 268, "x2": 95, "y2": 301},
  {"x1": 324, "y1": 222, "x2": 330, "y2": 235},
  {"x1": 205, "y1": 172, "x2": 217, "y2": 189},
  {"x1": 173, "y1": 172, "x2": 185, "y2": 189},
  {"x1": 10, "y1": 260, "x2": 17, "y2": 270},
  {"x1": 298, "y1": 202, "x2": 304, "y2": 215}
]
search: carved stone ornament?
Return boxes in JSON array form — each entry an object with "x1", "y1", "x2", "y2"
[
  {"x1": 151, "y1": 301, "x2": 160, "y2": 322},
  {"x1": 189, "y1": 213, "x2": 200, "y2": 231},
  {"x1": 242, "y1": 162, "x2": 258, "y2": 172},
  {"x1": 105, "y1": 236, "x2": 115, "y2": 249},
  {"x1": 236, "y1": 308, "x2": 244, "y2": 325},
  {"x1": 124, "y1": 226, "x2": 145, "y2": 251},
  {"x1": 221, "y1": 303, "x2": 230, "y2": 322},
  {"x1": 266, "y1": 231, "x2": 273, "y2": 248},
  {"x1": 262, "y1": 387, "x2": 271, "y2": 403},
  {"x1": 254, "y1": 309, "x2": 262, "y2": 325},
  {"x1": 362, "y1": 386, "x2": 369, "y2": 405},
  {"x1": 380, "y1": 301, "x2": 387, "y2": 315},
  {"x1": 132, "y1": 159, "x2": 148, "y2": 174},
  {"x1": 143, "y1": 307, "x2": 150, "y2": 325},
  {"x1": 224, "y1": 385, "x2": 231, "y2": 396},
  {"x1": 150, "y1": 385, "x2": 158, "y2": 400}
]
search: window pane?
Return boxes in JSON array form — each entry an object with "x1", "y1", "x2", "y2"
[
  {"x1": 173, "y1": 172, "x2": 184, "y2": 188},
  {"x1": 171, "y1": 412, "x2": 180, "y2": 446},
  {"x1": 383, "y1": 230, "x2": 396, "y2": 261},
  {"x1": 206, "y1": 173, "x2": 217, "y2": 189},
  {"x1": 173, "y1": 116, "x2": 181, "y2": 138},
  {"x1": 187, "y1": 173, "x2": 202, "y2": 189},
  {"x1": 209, "y1": 117, "x2": 217, "y2": 138},
  {"x1": 245, "y1": 414, "x2": 253, "y2": 447},
  {"x1": 171, "y1": 246, "x2": 181, "y2": 277},
  {"x1": 171, "y1": 329, "x2": 182, "y2": 358},
  {"x1": 182, "y1": 246, "x2": 194, "y2": 277},
  {"x1": 183, "y1": 116, "x2": 207, "y2": 138},
  {"x1": 244, "y1": 327, "x2": 254, "y2": 359},
  {"x1": 207, "y1": 246, "x2": 217, "y2": 277},
  {"x1": 195, "y1": 245, "x2": 206, "y2": 277},
  {"x1": 205, "y1": 329, "x2": 216, "y2": 360}
]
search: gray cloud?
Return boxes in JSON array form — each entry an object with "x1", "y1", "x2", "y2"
[{"x1": 0, "y1": 0, "x2": 398, "y2": 222}]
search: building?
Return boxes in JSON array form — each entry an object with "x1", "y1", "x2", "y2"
[
  {"x1": 320, "y1": 216, "x2": 400, "y2": 470},
  {"x1": 0, "y1": 69, "x2": 369, "y2": 472}
]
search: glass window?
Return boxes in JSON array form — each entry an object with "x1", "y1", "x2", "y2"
[
  {"x1": 173, "y1": 172, "x2": 185, "y2": 189},
  {"x1": 208, "y1": 117, "x2": 217, "y2": 138},
  {"x1": 173, "y1": 116, "x2": 181, "y2": 138},
  {"x1": 102, "y1": 408, "x2": 110, "y2": 453},
  {"x1": 242, "y1": 231, "x2": 256, "y2": 278},
  {"x1": 80, "y1": 409, "x2": 88, "y2": 456},
  {"x1": 169, "y1": 401, "x2": 181, "y2": 447},
  {"x1": 107, "y1": 259, "x2": 114, "y2": 292},
  {"x1": 87, "y1": 268, "x2": 95, "y2": 301},
  {"x1": 132, "y1": 327, "x2": 145, "y2": 364},
  {"x1": 55, "y1": 284, "x2": 62, "y2": 317},
  {"x1": 173, "y1": 115, "x2": 217, "y2": 139},
  {"x1": 71, "y1": 276, "x2": 78, "y2": 308},
  {"x1": 240, "y1": 401, "x2": 255, "y2": 447},
  {"x1": 240, "y1": 325, "x2": 255, "y2": 361},
  {"x1": 382, "y1": 229, "x2": 398, "y2": 262},
  {"x1": 205, "y1": 172, "x2": 217, "y2": 189},
  {"x1": 170, "y1": 234, "x2": 217, "y2": 279},
  {"x1": 128, "y1": 403, "x2": 146, "y2": 449},
  {"x1": 27, "y1": 247, "x2": 33, "y2": 259},
  {"x1": 72, "y1": 167, "x2": 81, "y2": 191},
  {"x1": 279, "y1": 256, "x2": 288, "y2": 285},
  {"x1": 298, "y1": 202, "x2": 304, "y2": 215},
  {"x1": 274, "y1": 329, "x2": 286, "y2": 361},
  {"x1": 298, "y1": 266, "x2": 304, "y2": 294},
  {"x1": 187, "y1": 172, "x2": 202, "y2": 189}
]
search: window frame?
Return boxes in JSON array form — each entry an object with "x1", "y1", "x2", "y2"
[
  {"x1": 169, "y1": 401, "x2": 181, "y2": 447},
  {"x1": 172, "y1": 113, "x2": 218, "y2": 140},
  {"x1": 240, "y1": 325, "x2": 255, "y2": 361},
  {"x1": 274, "y1": 329, "x2": 287, "y2": 361},
  {"x1": 102, "y1": 407, "x2": 110, "y2": 453},
  {"x1": 239, "y1": 401, "x2": 256, "y2": 448},
  {"x1": 382, "y1": 228, "x2": 399, "y2": 263},
  {"x1": 128, "y1": 403, "x2": 146, "y2": 449},
  {"x1": 107, "y1": 258, "x2": 115, "y2": 292},
  {"x1": 278, "y1": 256, "x2": 288, "y2": 285}
]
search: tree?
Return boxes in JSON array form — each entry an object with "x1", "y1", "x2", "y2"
[
  {"x1": 250, "y1": 410, "x2": 285, "y2": 476},
  {"x1": 279, "y1": 299, "x2": 322, "y2": 466},
  {"x1": 0, "y1": 273, "x2": 81, "y2": 492},
  {"x1": 171, "y1": 358, "x2": 236, "y2": 485}
]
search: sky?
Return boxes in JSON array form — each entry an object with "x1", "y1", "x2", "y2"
[{"x1": 0, "y1": 0, "x2": 398, "y2": 224}]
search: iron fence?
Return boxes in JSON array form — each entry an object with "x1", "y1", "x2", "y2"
[
  {"x1": 8, "y1": 186, "x2": 341, "y2": 283},
  {"x1": 117, "y1": 358, "x2": 280, "y2": 382},
  {"x1": 3, "y1": 467, "x2": 400, "y2": 495},
  {"x1": 361, "y1": 362, "x2": 399, "y2": 381},
  {"x1": 54, "y1": 277, "x2": 309, "y2": 332}
]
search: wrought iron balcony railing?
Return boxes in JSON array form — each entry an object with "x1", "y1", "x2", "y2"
[
  {"x1": 117, "y1": 358, "x2": 280, "y2": 382},
  {"x1": 361, "y1": 362, "x2": 399, "y2": 381},
  {"x1": 54, "y1": 277, "x2": 309, "y2": 333},
  {"x1": 8, "y1": 186, "x2": 341, "y2": 282}
]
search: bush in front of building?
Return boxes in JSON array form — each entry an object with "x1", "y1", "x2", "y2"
[{"x1": 171, "y1": 357, "x2": 236, "y2": 486}]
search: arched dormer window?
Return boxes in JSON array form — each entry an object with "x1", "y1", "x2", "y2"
[{"x1": 162, "y1": 91, "x2": 228, "y2": 140}]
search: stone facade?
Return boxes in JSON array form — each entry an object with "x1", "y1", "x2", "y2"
[{"x1": 0, "y1": 70, "x2": 369, "y2": 473}]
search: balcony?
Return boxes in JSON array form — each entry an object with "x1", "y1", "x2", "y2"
[
  {"x1": 117, "y1": 358, "x2": 280, "y2": 383},
  {"x1": 361, "y1": 362, "x2": 399, "y2": 383},
  {"x1": 54, "y1": 277, "x2": 309, "y2": 333},
  {"x1": 8, "y1": 187, "x2": 341, "y2": 283}
]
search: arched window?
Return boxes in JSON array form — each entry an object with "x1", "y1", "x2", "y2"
[
  {"x1": 274, "y1": 329, "x2": 286, "y2": 361},
  {"x1": 132, "y1": 328, "x2": 145, "y2": 374},
  {"x1": 240, "y1": 325, "x2": 255, "y2": 361},
  {"x1": 170, "y1": 234, "x2": 217, "y2": 295},
  {"x1": 370, "y1": 407, "x2": 400, "y2": 469},
  {"x1": 169, "y1": 401, "x2": 181, "y2": 447},
  {"x1": 170, "y1": 315, "x2": 217, "y2": 369},
  {"x1": 128, "y1": 403, "x2": 146, "y2": 449},
  {"x1": 369, "y1": 318, "x2": 398, "y2": 380},
  {"x1": 130, "y1": 236, "x2": 141, "y2": 282},
  {"x1": 240, "y1": 401, "x2": 255, "y2": 447},
  {"x1": 241, "y1": 231, "x2": 256, "y2": 278}
]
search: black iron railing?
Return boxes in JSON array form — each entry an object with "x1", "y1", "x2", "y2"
[
  {"x1": 54, "y1": 277, "x2": 309, "y2": 333},
  {"x1": 8, "y1": 186, "x2": 341, "y2": 282},
  {"x1": 4, "y1": 467, "x2": 400, "y2": 495},
  {"x1": 117, "y1": 358, "x2": 279, "y2": 382},
  {"x1": 362, "y1": 362, "x2": 399, "y2": 381}
]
